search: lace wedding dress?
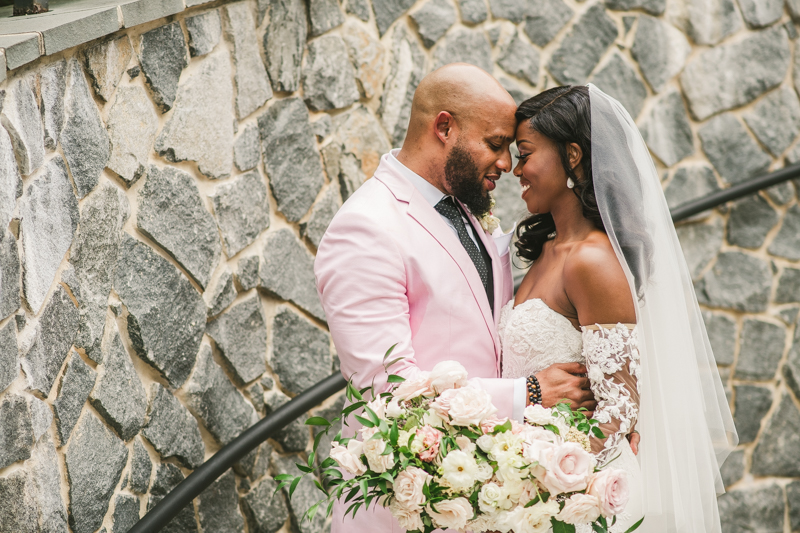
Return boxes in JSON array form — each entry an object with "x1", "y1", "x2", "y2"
[{"x1": 499, "y1": 298, "x2": 644, "y2": 532}]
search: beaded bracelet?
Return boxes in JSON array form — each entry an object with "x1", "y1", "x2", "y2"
[{"x1": 526, "y1": 375, "x2": 542, "y2": 405}]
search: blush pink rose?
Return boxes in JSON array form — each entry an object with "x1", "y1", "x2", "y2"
[
  {"x1": 587, "y1": 469, "x2": 630, "y2": 516},
  {"x1": 416, "y1": 425, "x2": 443, "y2": 462},
  {"x1": 539, "y1": 442, "x2": 595, "y2": 495},
  {"x1": 448, "y1": 388, "x2": 497, "y2": 426},
  {"x1": 557, "y1": 493, "x2": 602, "y2": 524},
  {"x1": 329, "y1": 441, "x2": 367, "y2": 476},
  {"x1": 394, "y1": 466, "x2": 431, "y2": 507},
  {"x1": 393, "y1": 372, "x2": 432, "y2": 400},
  {"x1": 480, "y1": 415, "x2": 508, "y2": 434},
  {"x1": 429, "y1": 360, "x2": 469, "y2": 394},
  {"x1": 429, "y1": 388, "x2": 459, "y2": 420}
]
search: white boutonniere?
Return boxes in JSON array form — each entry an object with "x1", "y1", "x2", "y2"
[{"x1": 479, "y1": 196, "x2": 501, "y2": 234}]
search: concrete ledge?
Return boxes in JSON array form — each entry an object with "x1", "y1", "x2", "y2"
[{"x1": 0, "y1": 32, "x2": 41, "y2": 70}]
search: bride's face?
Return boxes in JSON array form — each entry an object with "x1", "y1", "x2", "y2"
[{"x1": 513, "y1": 122, "x2": 569, "y2": 214}]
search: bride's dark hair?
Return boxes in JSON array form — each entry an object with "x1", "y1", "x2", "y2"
[{"x1": 514, "y1": 85, "x2": 603, "y2": 263}]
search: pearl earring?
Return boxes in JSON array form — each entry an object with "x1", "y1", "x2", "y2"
[{"x1": 567, "y1": 177, "x2": 575, "y2": 189}]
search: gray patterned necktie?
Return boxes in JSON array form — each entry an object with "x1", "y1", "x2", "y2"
[{"x1": 434, "y1": 197, "x2": 490, "y2": 291}]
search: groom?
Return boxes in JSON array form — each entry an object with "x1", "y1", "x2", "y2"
[{"x1": 315, "y1": 64, "x2": 594, "y2": 532}]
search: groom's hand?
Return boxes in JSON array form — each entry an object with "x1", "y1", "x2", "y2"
[{"x1": 534, "y1": 363, "x2": 596, "y2": 412}]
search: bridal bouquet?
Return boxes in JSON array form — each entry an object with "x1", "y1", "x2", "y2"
[{"x1": 279, "y1": 351, "x2": 642, "y2": 533}]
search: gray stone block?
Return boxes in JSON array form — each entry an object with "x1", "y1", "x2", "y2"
[
  {"x1": 82, "y1": 36, "x2": 133, "y2": 103},
  {"x1": 139, "y1": 22, "x2": 188, "y2": 112},
  {"x1": 379, "y1": 23, "x2": 425, "y2": 145},
  {"x1": 726, "y1": 194, "x2": 778, "y2": 250},
  {"x1": 65, "y1": 412, "x2": 129, "y2": 533},
  {"x1": 30, "y1": 434, "x2": 69, "y2": 533},
  {"x1": 744, "y1": 86, "x2": 800, "y2": 157},
  {"x1": 111, "y1": 494, "x2": 140, "y2": 533},
  {"x1": 752, "y1": 393, "x2": 800, "y2": 477},
  {"x1": 719, "y1": 449, "x2": 744, "y2": 487},
  {"x1": 695, "y1": 252, "x2": 772, "y2": 312},
  {"x1": 0, "y1": 470, "x2": 37, "y2": 533},
  {"x1": 0, "y1": 394, "x2": 35, "y2": 470},
  {"x1": 271, "y1": 453, "x2": 326, "y2": 533},
  {"x1": 263, "y1": 0, "x2": 307, "y2": 92},
  {"x1": 119, "y1": 0, "x2": 184, "y2": 27},
  {"x1": 737, "y1": 0, "x2": 782, "y2": 28},
  {"x1": 235, "y1": 255, "x2": 261, "y2": 292},
  {"x1": 241, "y1": 478, "x2": 289, "y2": 533},
  {"x1": 0, "y1": 120, "x2": 21, "y2": 234},
  {"x1": 206, "y1": 270, "x2": 237, "y2": 318},
  {"x1": 53, "y1": 351, "x2": 96, "y2": 447},
  {"x1": 301, "y1": 185, "x2": 341, "y2": 248},
  {"x1": 718, "y1": 485, "x2": 784, "y2": 533},
  {"x1": 788, "y1": 481, "x2": 800, "y2": 532},
  {"x1": 0, "y1": 320, "x2": 17, "y2": 393},
  {"x1": 778, "y1": 306, "x2": 800, "y2": 326},
  {"x1": 90, "y1": 327, "x2": 147, "y2": 441},
  {"x1": 197, "y1": 471, "x2": 245, "y2": 532},
  {"x1": 783, "y1": 342, "x2": 800, "y2": 407},
  {"x1": 1, "y1": 76, "x2": 44, "y2": 177},
  {"x1": 373, "y1": 0, "x2": 415, "y2": 35},
  {"x1": 40, "y1": 59, "x2": 67, "y2": 151},
  {"x1": 21, "y1": 286, "x2": 79, "y2": 396},
  {"x1": 701, "y1": 311, "x2": 736, "y2": 366},
  {"x1": 764, "y1": 182, "x2": 795, "y2": 207},
  {"x1": 186, "y1": 9, "x2": 221, "y2": 57},
  {"x1": 271, "y1": 307, "x2": 331, "y2": 395},
  {"x1": 0, "y1": 229, "x2": 20, "y2": 323},
  {"x1": 207, "y1": 295, "x2": 268, "y2": 384},
  {"x1": 664, "y1": 164, "x2": 719, "y2": 211},
  {"x1": 302, "y1": 35, "x2": 360, "y2": 111},
  {"x1": 69, "y1": 182, "x2": 129, "y2": 362},
  {"x1": 155, "y1": 49, "x2": 234, "y2": 179},
  {"x1": 497, "y1": 30, "x2": 539, "y2": 86},
  {"x1": 411, "y1": 0, "x2": 456, "y2": 48},
  {"x1": 211, "y1": 170, "x2": 270, "y2": 258},
  {"x1": 699, "y1": 113, "x2": 771, "y2": 185},
  {"x1": 138, "y1": 165, "x2": 222, "y2": 289},
  {"x1": 264, "y1": 390, "x2": 309, "y2": 452},
  {"x1": 259, "y1": 229, "x2": 325, "y2": 320},
  {"x1": 457, "y1": 0, "x2": 487, "y2": 23},
  {"x1": 487, "y1": 0, "x2": 526, "y2": 22},
  {"x1": 129, "y1": 437, "x2": 152, "y2": 495},
  {"x1": 777, "y1": 268, "x2": 800, "y2": 304},
  {"x1": 148, "y1": 464, "x2": 198, "y2": 533},
  {"x1": 184, "y1": 344, "x2": 258, "y2": 446},
  {"x1": 233, "y1": 122, "x2": 261, "y2": 172},
  {"x1": 107, "y1": 85, "x2": 159, "y2": 186},
  {"x1": 224, "y1": 2, "x2": 273, "y2": 119},
  {"x1": 631, "y1": 15, "x2": 690, "y2": 93},
  {"x1": 735, "y1": 319, "x2": 785, "y2": 381},
  {"x1": 258, "y1": 97, "x2": 324, "y2": 222},
  {"x1": 591, "y1": 52, "x2": 647, "y2": 120},
  {"x1": 681, "y1": 27, "x2": 789, "y2": 120},
  {"x1": 604, "y1": 0, "x2": 663, "y2": 15},
  {"x1": 330, "y1": 105, "x2": 391, "y2": 199},
  {"x1": 669, "y1": 0, "x2": 740, "y2": 46},
  {"x1": 308, "y1": 0, "x2": 345, "y2": 37},
  {"x1": 311, "y1": 114, "x2": 333, "y2": 140},
  {"x1": 548, "y1": 4, "x2": 617, "y2": 85},
  {"x1": 142, "y1": 383, "x2": 205, "y2": 469},
  {"x1": 114, "y1": 235, "x2": 205, "y2": 388},
  {"x1": 768, "y1": 204, "x2": 800, "y2": 261},
  {"x1": 62, "y1": 59, "x2": 110, "y2": 199},
  {"x1": 236, "y1": 440, "x2": 272, "y2": 480},
  {"x1": 433, "y1": 26, "x2": 493, "y2": 73},
  {"x1": 675, "y1": 218, "x2": 723, "y2": 280},
  {"x1": 345, "y1": 0, "x2": 371, "y2": 21},
  {"x1": 523, "y1": 0, "x2": 572, "y2": 47},
  {"x1": 733, "y1": 384, "x2": 773, "y2": 443}
]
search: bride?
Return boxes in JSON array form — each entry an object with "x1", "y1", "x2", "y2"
[{"x1": 499, "y1": 84, "x2": 737, "y2": 532}]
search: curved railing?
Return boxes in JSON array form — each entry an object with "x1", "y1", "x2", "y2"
[{"x1": 131, "y1": 161, "x2": 800, "y2": 532}]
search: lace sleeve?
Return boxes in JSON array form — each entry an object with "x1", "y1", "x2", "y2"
[{"x1": 580, "y1": 324, "x2": 641, "y2": 464}]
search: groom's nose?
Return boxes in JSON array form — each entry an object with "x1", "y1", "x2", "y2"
[{"x1": 496, "y1": 150, "x2": 512, "y2": 173}]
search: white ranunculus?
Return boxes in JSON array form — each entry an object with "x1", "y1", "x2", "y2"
[
  {"x1": 447, "y1": 387, "x2": 497, "y2": 426},
  {"x1": 394, "y1": 466, "x2": 431, "y2": 507},
  {"x1": 393, "y1": 372, "x2": 432, "y2": 400},
  {"x1": 386, "y1": 397, "x2": 404, "y2": 418},
  {"x1": 427, "y1": 497, "x2": 473, "y2": 531},
  {"x1": 362, "y1": 434, "x2": 394, "y2": 473},
  {"x1": 476, "y1": 434, "x2": 495, "y2": 453},
  {"x1": 539, "y1": 442, "x2": 595, "y2": 495},
  {"x1": 440, "y1": 449, "x2": 480, "y2": 491},
  {"x1": 489, "y1": 431, "x2": 524, "y2": 460},
  {"x1": 329, "y1": 441, "x2": 367, "y2": 476},
  {"x1": 557, "y1": 493, "x2": 602, "y2": 524},
  {"x1": 510, "y1": 500, "x2": 560, "y2": 533},
  {"x1": 429, "y1": 360, "x2": 469, "y2": 394},
  {"x1": 587, "y1": 469, "x2": 630, "y2": 516},
  {"x1": 390, "y1": 499, "x2": 424, "y2": 531},
  {"x1": 478, "y1": 482, "x2": 505, "y2": 513},
  {"x1": 495, "y1": 451, "x2": 527, "y2": 483}
]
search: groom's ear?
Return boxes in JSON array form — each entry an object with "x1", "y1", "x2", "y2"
[
  {"x1": 567, "y1": 142, "x2": 583, "y2": 170},
  {"x1": 434, "y1": 111, "x2": 456, "y2": 145}
]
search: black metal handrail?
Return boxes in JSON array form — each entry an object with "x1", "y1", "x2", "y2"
[{"x1": 134, "y1": 161, "x2": 800, "y2": 531}]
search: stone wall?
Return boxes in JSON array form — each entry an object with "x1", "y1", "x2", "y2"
[{"x1": 0, "y1": 0, "x2": 798, "y2": 531}]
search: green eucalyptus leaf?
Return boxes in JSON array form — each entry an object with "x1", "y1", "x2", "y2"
[
  {"x1": 306, "y1": 416, "x2": 332, "y2": 426},
  {"x1": 624, "y1": 517, "x2": 645, "y2": 532}
]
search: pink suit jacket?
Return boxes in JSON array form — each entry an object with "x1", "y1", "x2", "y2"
[{"x1": 315, "y1": 153, "x2": 515, "y2": 533}]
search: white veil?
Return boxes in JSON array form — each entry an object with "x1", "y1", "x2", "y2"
[{"x1": 587, "y1": 84, "x2": 737, "y2": 532}]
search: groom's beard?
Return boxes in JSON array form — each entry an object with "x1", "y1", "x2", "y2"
[{"x1": 444, "y1": 142, "x2": 492, "y2": 219}]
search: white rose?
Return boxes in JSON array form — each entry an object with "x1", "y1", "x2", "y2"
[
  {"x1": 521, "y1": 425, "x2": 559, "y2": 445},
  {"x1": 366, "y1": 397, "x2": 385, "y2": 420},
  {"x1": 440, "y1": 449, "x2": 480, "y2": 491},
  {"x1": 524, "y1": 404, "x2": 558, "y2": 427},
  {"x1": 362, "y1": 435, "x2": 394, "y2": 473},
  {"x1": 540, "y1": 442, "x2": 595, "y2": 495},
  {"x1": 557, "y1": 493, "x2": 602, "y2": 524},
  {"x1": 429, "y1": 387, "x2": 459, "y2": 420},
  {"x1": 522, "y1": 437, "x2": 558, "y2": 469},
  {"x1": 386, "y1": 397, "x2": 404, "y2": 418},
  {"x1": 509, "y1": 500, "x2": 560, "y2": 533},
  {"x1": 517, "y1": 479, "x2": 540, "y2": 507},
  {"x1": 478, "y1": 482, "x2": 505, "y2": 513},
  {"x1": 447, "y1": 387, "x2": 497, "y2": 426},
  {"x1": 393, "y1": 372, "x2": 432, "y2": 400},
  {"x1": 587, "y1": 469, "x2": 630, "y2": 516},
  {"x1": 477, "y1": 434, "x2": 495, "y2": 453},
  {"x1": 390, "y1": 499, "x2": 424, "y2": 531},
  {"x1": 427, "y1": 497, "x2": 473, "y2": 531},
  {"x1": 394, "y1": 466, "x2": 431, "y2": 508},
  {"x1": 475, "y1": 461, "x2": 494, "y2": 482},
  {"x1": 329, "y1": 441, "x2": 367, "y2": 476},
  {"x1": 429, "y1": 360, "x2": 469, "y2": 394}
]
